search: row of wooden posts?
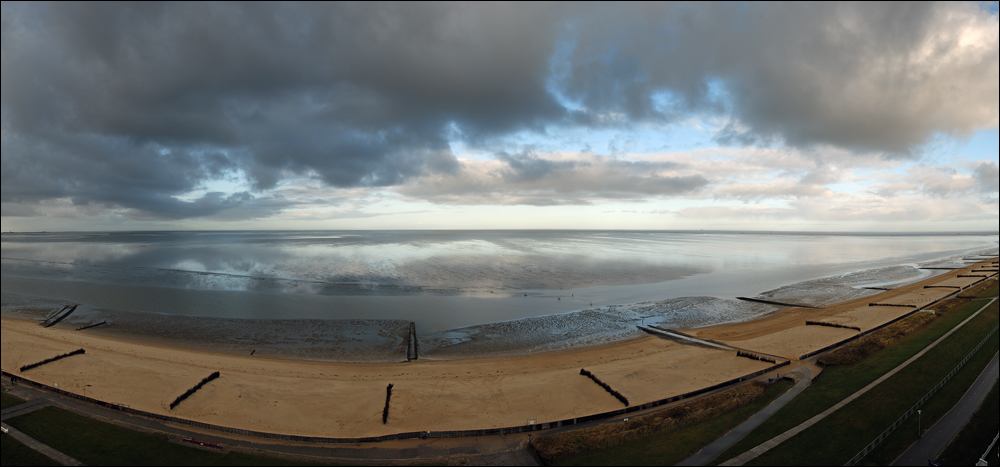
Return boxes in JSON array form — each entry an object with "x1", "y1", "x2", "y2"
[
  {"x1": 580, "y1": 369, "x2": 629, "y2": 407},
  {"x1": 19, "y1": 349, "x2": 85, "y2": 373},
  {"x1": 736, "y1": 351, "x2": 777, "y2": 364}
]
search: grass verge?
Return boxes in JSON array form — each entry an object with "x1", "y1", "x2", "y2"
[
  {"x1": 747, "y1": 300, "x2": 999, "y2": 466},
  {"x1": 533, "y1": 382, "x2": 773, "y2": 464},
  {"x1": 2, "y1": 392, "x2": 26, "y2": 410},
  {"x1": 711, "y1": 297, "x2": 989, "y2": 465},
  {"x1": 860, "y1": 349, "x2": 998, "y2": 466},
  {"x1": 928, "y1": 381, "x2": 998, "y2": 466},
  {"x1": 1, "y1": 433, "x2": 61, "y2": 467},
  {"x1": 541, "y1": 380, "x2": 794, "y2": 466},
  {"x1": 6, "y1": 406, "x2": 329, "y2": 466}
]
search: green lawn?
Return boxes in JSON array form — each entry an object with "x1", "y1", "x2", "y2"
[
  {"x1": 5, "y1": 407, "x2": 331, "y2": 467},
  {"x1": 747, "y1": 300, "x2": 999, "y2": 466},
  {"x1": 712, "y1": 298, "x2": 993, "y2": 465},
  {"x1": 551, "y1": 380, "x2": 795, "y2": 466},
  {"x1": 1, "y1": 433, "x2": 61, "y2": 467},
  {"x1": 2, "y1": 392, "x2": 27, "y2": 410},
  {"x1": 934, "y1": 381, "x2": 999, "y2": 466},
  {"x1": 860, "y1": 337, "x2": 998, "y2": 466}
]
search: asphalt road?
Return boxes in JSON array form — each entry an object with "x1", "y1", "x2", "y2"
[{"x1": 893, "y1": 352, "x2": 1000, "y2": 466}]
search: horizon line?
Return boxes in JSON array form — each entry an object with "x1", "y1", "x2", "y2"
[{"x1": 3, "y1": 229, "x2": 999, "y2": 236}]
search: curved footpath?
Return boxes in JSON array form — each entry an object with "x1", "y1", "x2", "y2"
[
  {"x1": 892, "y1": 352, "x2": 999, "y2": 467},
  {"x1": 677, "y1": 360, "x2": 822, "y2": 466}
]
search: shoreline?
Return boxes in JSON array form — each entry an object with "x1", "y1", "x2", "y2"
[
  {"x1": 2, "y1": 259, "x2": 996, "y2": 438},
  {"x1": 2, "y1": 247, "x2": 995, "y2": 363}
]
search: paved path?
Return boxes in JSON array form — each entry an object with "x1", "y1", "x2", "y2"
[
  {"x1": 678, "y1": 362, "x2": 820, "y2": 466},
  {"x1": 721, "y1": 298, "x2": 997, "y2": 466},
  {"x1": 2, "y1": 422, "x2": 87, "y2": 466},
  {"x1": 893, "y1": 352, "x2": 999, "y2": 466},
  {"x1": 2, "y1": 379, "x2": 537, "y2": 466},
  {"x1": 1, "y1": 397, "x2": 52, "y2": 422}
]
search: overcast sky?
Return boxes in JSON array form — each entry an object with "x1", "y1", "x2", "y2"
[{"x1": 2, "y1": 2, "x2": 998, "y2": 232}]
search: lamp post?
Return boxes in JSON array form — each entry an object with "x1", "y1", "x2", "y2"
[{"x1": 918, "y1": 410, "x2": 922, "y2": 438}]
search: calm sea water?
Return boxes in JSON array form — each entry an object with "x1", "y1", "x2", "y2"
[{"x1": 2, "y1": 231, "x2": 997, "y2": 337}]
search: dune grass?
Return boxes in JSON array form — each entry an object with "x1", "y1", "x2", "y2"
[
  {"x1": 958, "y1": 277, "x2": 998, "y2": 299},
  {"x1": 818, "y1": 312, "x2": 937, "y2": 366},
  {"x1": 747, "y1": 300, "x2": 999, "y2": 466},
  {"x1": 972, "y1": 280, "x2": 999, "y2": 299},
  {"x1": 6, "y1": 406, "x2": 330, "y2": 467},
  {"x1": 1, "y1": 433, "x2": 61, "y2": 467},
  {"x1": 531, "y1": 380, "x2": 795, "y2": 465},
  {"x1": 711, "y1": 297, "x2": 990, "y2": 465}
]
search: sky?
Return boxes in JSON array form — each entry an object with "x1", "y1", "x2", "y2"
[{"x1": 1, "y1": 2, "x2": 998, "y2": 232}]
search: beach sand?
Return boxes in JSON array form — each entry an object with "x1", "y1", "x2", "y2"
[
  {"x1": 2, "y1": 319, "x2": 772, "y2": 437},
  {"x1": 1, "y1": 260, "x2": 995, "y2": 438},
  {"x1": 689, "y1": 266, "x2": 991, "y2": 359}
]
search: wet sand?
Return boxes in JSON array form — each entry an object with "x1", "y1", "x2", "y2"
[{"x1": 1, "y1": 260, "x2": 995, "y2": 438}]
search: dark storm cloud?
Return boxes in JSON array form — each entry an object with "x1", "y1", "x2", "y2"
[
  {"x1": 2, "y1": 2, "x2": 996, "y2": 219},
  {"x1": 557, "y1": 2, "x2": 997, "y2": 154}
]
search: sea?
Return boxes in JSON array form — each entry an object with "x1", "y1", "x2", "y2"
[{"x1": 2, "y1": 231, "x2": 997, "y2": 361}]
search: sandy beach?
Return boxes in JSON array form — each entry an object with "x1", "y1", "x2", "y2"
[{"x1": 1, "y1": 260, "x2": 995, "y2": 438}]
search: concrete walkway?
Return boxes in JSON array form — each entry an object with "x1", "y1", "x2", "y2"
[
  {"x1": 2, "y1": 422, "x2": 87, "y2": 466},
  {"x1": 720, "y1": 298, "x2": 997, "y2": 466},
  {"x1": 2, "y1": 378, "x2": 537, "y2": 466},
  {"x1": 677, "y1": 362, "x2": 820, "y2": 466},
  {"x1": 893, "y1": 352, "x2": 999, "y2": 466},
  {"x1": 1, "y1": 397, "x2": 52, "y2": 421}
]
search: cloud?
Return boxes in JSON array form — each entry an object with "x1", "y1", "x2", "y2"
[
  {"x1": 2, "y1": 2, "x2": 997, "y2": 221},
  {"x1": 398, "y1": 152, "x2": 709, "y2": 205},
  {"x1": 675, "y1": 206, "x2": 798, "y2": 219},
  {"x1": 678, "y1": 194, "x2": 998, "y2": 224},
  {"x1": 560, "y1": 2, "x2": 998, "y2": 154},
  {"x1": 896, "y1": 161, "x2": 998, "y2": 199}
]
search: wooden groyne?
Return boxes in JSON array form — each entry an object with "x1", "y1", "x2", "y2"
[
  {"x1": 736, "y1": 297, "x2": 819, "y2": 309},
  {"x1": 581, "y1": 369, "x2": 629, "y2": 407},
  {"x1": 20, "y1": 349, "x2": 86, "y2": 373},
  {"x1": 651, "y1": 326, "x2": 736, "y2": 350},
  {"x1": 736, "y1": 351, "x2": 777, "y2": 364},
  {"x1": 42, "y1": 305, "x2": 78, "y2": 328},
  {"x1": 406, "y1": 323, "x2": 419, "y2": 361},
  {"x1": 170, "y1": 372, "x2": 221, "y2": 410},
  {"x1": 806, "y1": 321, "x2": 861, "y2": 332},
  {"x1": 383, "y1": 384, "x2": 394, "y2": 424},
  {"x1": 75, "y1": 321, "x2": 108, "y2": 331},
  {"x1": 638, "y1": 326, "x2": 733, "y2": 351}
]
